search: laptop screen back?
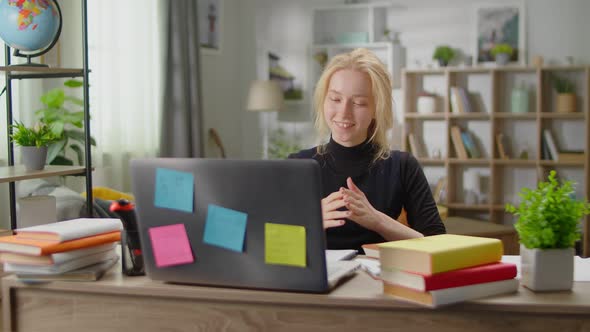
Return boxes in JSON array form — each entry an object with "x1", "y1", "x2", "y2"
[{"x1": 130, "y1": 158, "x2": 330, "y2": 292}]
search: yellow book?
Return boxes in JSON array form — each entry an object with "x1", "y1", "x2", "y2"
[{"x1": 377, "y1": 234, "x2": 503, "y2": 274}]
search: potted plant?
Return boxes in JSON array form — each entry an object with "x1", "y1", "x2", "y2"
[
  {"x1": 9, "y1": 121, "x2": 58, "y2": 171},
  {"x1": 432, "y1": 45, "x2": 455, "y2": 67},
  {"x1": 35, "y1": 79, "x2": 96, "y2": 166},
  {"x1": 506, "y1": 170, "x2": 590, "y2": 291},
  {"x1": 490, "y1": 43, "x2": 513, "y2": 65},
  {"x1": 552, "y1": 75, "x2": 576, "y2": 113},
  {"x1": 268, "y1": 128, "x2": 301, "y2": 159}
]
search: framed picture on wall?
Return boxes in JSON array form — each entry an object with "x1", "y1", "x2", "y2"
[
  {"x1": 199, "y1": 0, "x2": 222, "y2": 55},
  {"x1": 473, "y1": 2, "x2": 526, "y2": 66}
]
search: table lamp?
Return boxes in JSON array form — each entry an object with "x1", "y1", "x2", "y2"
[{"x1": 247, "y1": 80, "x2": 284, "y2": 159}]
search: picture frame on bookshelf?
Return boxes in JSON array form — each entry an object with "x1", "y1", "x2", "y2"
[
  {"x1": 199, "y1": 0, "x2": 223, "y2": 55},
  {"x1": 473, "y1": 2, "x2": 526, "y2": 66}
]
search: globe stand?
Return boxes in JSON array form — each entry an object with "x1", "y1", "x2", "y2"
[
  {"x1": 2, "y1": 0, "x2": 62, "y2": 68},
  {"x1": 10, "y1": 50, "x2": 49, "y2": 67}
]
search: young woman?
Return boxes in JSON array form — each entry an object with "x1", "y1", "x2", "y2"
[{"x1": 289, "y1": 48, "x2": 445, "y2": 251}]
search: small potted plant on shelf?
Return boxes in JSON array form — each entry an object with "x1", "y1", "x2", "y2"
[
  {"x1": 552, "y1": 74, "x2": 576, "y2": 113},
  {"x1": 432, "y1": 45, "x2": 455, "y2": 67},
  {"x1": 505, "y1": 170, "x2": 590, "y2": 291},
  {"x1": 490, "y1": 43, "x2": 514, "y2": 65},
  {"x1": 9, "y1": 121, "x2": 58, "y2": 171}
]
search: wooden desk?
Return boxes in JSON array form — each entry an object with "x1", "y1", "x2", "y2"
[
  {"x1": 444, "y1": 216, "x2": 520, "y2": 254},
  {"x1": 3, "y1": 267, "x2": 590, "y2": 332}
]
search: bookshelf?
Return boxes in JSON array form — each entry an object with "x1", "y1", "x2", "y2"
[
  {"x1": 1, "y1": 0, "x2": 93, "y2": 230},
  {"x1": 402, "y1": 66, "x2": 590, "y2": 256}
]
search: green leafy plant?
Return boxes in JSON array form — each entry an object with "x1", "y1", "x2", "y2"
[
  {"x1": 506, "y1": 170, "x2": 590, "y2": 249},
  {"x1": 432, "y1": 45, "x2": 455, "y2": 64},
  {"x1": 9, "y1": 121, "x2": 58, "y2": 148},
  {"x1": 35, "y1": 79, "x2": 96, "y2": 165},
  {"x1": 490, "y1": 43, "x2": 514, "y2": 57},
  {"x1": 268, "y1": 128, "x2": 302, "y2": 159},
  {"x1": 552, "y1": 75, "x2": 576, "y2": 94}
]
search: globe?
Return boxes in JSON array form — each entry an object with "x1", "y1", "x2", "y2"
[{"x1": 0, "y1": 0, "x2": 61, "y2": 56}]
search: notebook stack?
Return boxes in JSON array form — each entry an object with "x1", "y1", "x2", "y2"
[
  {"x1": 0, "y1": 218, "x2": 122, "y2": 282},
  {"x1": 378, "y1": 234, "x2": 518, "y2": 308}
]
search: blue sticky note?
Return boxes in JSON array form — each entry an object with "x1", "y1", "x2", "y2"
[
  {"x1": 203, "y1": 204, "x2": 248, "y2": 252},
  {"x1": 154, "y1": 168, "x2": 194, "y2": 213}
]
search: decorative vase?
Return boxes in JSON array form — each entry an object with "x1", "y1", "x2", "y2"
[
  {"x1": 437, "y1": 59, "x2": 448, "y2": 67},
  {"x1": 495, "y1": 53, "x2": 510, "y2": 66},
  {"x1": 556, "y1": 93, "x2": 576, "y2": 113},
  {"x1": 520, "y1": 245, "x2": 574, "y2": 291},
  {"x1": 21, "y1": 146, "x2": 48, "y2": 171},
  {"x1": 417, "y1": 96, "x2": 437, "y2": 114},
  {"x1": 511, "y1": 88, "x2": 529, "y2": 113}
]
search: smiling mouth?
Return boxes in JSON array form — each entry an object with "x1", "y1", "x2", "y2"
[{"x1": 333, "y1": 121, "x2": 354, "y2": 129}]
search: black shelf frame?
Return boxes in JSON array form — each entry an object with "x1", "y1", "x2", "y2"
[{"x1": 3, "y1": 0, "x2": 93, "y2": 230}]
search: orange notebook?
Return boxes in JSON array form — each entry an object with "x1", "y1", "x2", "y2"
[{"x1": 0, "y1": 231, "x2": 121, "y2": 256}]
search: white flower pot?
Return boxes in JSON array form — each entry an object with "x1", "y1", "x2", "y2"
[
  {"x1": 416, "y1": 96, "x2": 437, "y2": 114},
  {"x1": 520, "y1": 245, "x2": 574, "y2": 291}
]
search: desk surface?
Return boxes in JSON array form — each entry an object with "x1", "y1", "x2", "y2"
[{"x1": 3, "y1": 265, "x2": 590, "y2": 332}]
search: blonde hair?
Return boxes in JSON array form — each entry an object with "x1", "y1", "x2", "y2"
[{"x1": 313, "y1": 48, "x2": 393, "y2": 162}]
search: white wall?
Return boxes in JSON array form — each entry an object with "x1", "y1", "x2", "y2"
[{"x1": 202, "y1": 0, "x2": 590, "y2": 160}]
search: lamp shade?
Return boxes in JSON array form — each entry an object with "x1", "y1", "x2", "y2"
[{"x1": 247, "y1": 80, "x2": 284, "y2": 112}]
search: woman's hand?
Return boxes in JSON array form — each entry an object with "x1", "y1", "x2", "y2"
[
  {"x1": 321, "y1": 191, "x2": 348, "y2": 229},
  {"x1": 340, "y1": 177, "x2": 381, "y2": 231}
]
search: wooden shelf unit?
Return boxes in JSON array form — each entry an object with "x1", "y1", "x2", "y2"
[{"x1": 402, "y1": 66, "x2": 590, "y2": 256}]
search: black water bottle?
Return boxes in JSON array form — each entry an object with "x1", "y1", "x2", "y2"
[{"x1": 110, "y1": 199, "x2": 145, "y2": 276}]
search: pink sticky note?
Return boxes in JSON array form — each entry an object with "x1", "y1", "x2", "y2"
[{"x1": 148, "y1": 224, "x2": 194, "y2": 268}]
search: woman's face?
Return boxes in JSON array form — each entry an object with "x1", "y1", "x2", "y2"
[{"x1": 323, "y1": 69, "x2": 375, "y2": 147}]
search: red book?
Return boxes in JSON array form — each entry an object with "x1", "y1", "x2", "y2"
[{"x1": 381, "y1": 262, "x2": 517, "y2": 291}]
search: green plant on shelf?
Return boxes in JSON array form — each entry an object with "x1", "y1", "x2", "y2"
[
  {"x1": 9, "y1": 121, "x2": 58, "y2": 148},
  {"x1": 432, "y1": 45, "x2": 455, "y2": 66},
  {"x1": 35, "y1": 79, "x2": 96, "y2": 166},
  {"x1": 490, "y1": 43, "x2": 514, "y2": 57},
  {"x1": 505, "y1": 170, "x2": 590, "y2": 249},
  {"x1": 552, "y1": 75, "x2": 576, "y2": 94}
]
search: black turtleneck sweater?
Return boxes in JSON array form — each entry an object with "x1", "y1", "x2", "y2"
[{"x1": 289, "y1": 138, "x2": 446, "y2": 251}]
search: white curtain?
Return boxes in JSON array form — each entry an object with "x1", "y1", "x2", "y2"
[{"x1": 87, "y1": 0, "x2": 165, "y2": 192}]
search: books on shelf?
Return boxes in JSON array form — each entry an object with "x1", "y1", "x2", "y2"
[
  {"x1": 449, "y1": 87, "x2": 474, "y2": 114},
  {"x1": 407, "y1": 133, "x2": 424, "y2": 158},
  {"x1": 377, "y1": 234, "x2": 503, "y2": 274},
  {"x1": 383, "y1": 278, "x2": 519, "y2": 308},
  {"x1": 496, "y1": 133, "x2": 509, "y2": 159},
  {"x1": 16, "y1": 257, "x2": 119, "y2": 282},
  {"x1": 461, "y1": 131, "x2": 480, "y2": 158},
  {"x1": 558, "y1": 152, "x2": 584, "y2": 163},
  {"x1": 0, "y1": 243, "x2": 115, "y2": 266},
  {"x1": 4, "y1": 246, "x2": 117, "y2": 275},
  {"x1": 543, "y1": 129, "x2": 559, "y2": 161},
  {"x1": 15, "y1": 218, "x2": 123, "y2": 242},
  {"x1": 450, "y1": 126, "x2": 468, "y2": 159},
  {"x1": 380, "y1": 261, "x2": 517, "y2": 292},
  {"x1": 0, "y1": 231, "x2": 121, "y2": 256}
]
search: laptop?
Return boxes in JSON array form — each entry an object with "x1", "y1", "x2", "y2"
[{"x1": 130, "y1": 158, "x2": 360, "y2": 293}]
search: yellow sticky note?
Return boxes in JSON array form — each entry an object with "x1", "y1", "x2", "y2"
[{"x1": 265, "y1": 223, "x2": 306, "y2": 268}]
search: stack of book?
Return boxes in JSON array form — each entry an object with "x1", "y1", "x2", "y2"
[
  {"x1": 377, "y1": 234, "x2": 518, "y2": 308},
  {"x1": 0, "y1": 218, "x2": 122, "y2": 282}
]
